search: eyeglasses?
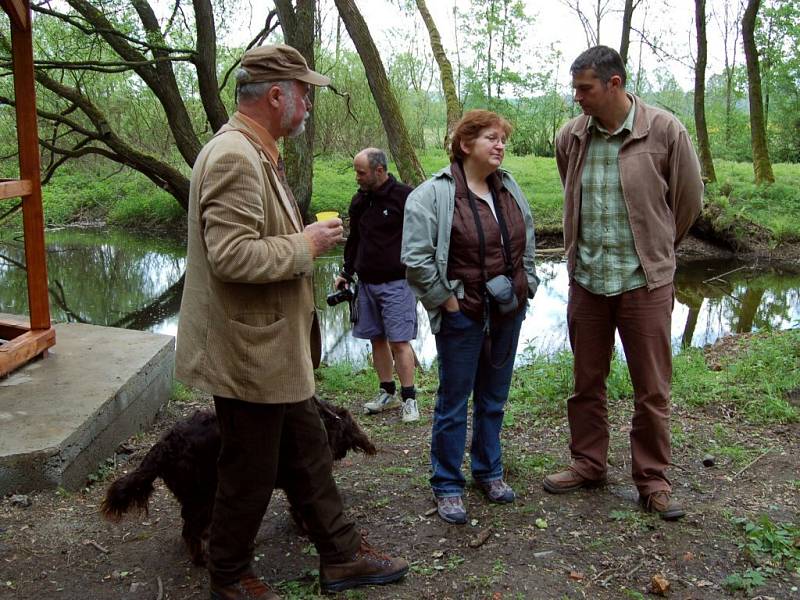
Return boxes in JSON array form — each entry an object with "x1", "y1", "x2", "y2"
[{"x1": 482, "y1": 134, "x2": 506, "y2": 147}]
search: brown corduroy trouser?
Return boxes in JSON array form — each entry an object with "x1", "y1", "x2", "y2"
[
  {"x1": 208, "y1": 396, "x2": 361, "y2": 586},
  {"x1": 566, "y1": 282, "x2": 674, "y2": 496}
]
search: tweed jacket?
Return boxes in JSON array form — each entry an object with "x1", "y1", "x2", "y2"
[
  {"x1": 175, "y1": 112, "x2": 317, "y2": 404},
  {"x1": 556, "y1": 94, "x2": 704, "y2": 290}
]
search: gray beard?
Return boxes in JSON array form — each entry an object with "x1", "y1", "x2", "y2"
[{"x1": 287, "y1": 115, "x2": 307, "y2": 138}]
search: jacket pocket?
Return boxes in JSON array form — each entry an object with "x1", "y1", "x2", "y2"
[
  {"x1": 440, "y1": 309, "x2": 475, "y2": 333},
  {"x1": 210, "y1": 312, "x2": 288, "y2": 390}
]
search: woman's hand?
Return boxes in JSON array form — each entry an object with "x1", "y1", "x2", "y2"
[{"x1": 441, "y1": 296, "x2": 460, "y2": 313}]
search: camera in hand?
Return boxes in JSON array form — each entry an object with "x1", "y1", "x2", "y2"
[{"x1": 326, "y1": 287, "x2": 354, "y2": 307}]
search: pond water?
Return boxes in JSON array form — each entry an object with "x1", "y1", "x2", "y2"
[{"x1": 1, "y1": 229, "x2": 798, "y2": 368}]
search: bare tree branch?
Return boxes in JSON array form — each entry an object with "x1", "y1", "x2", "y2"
[
  {"x1": 219, "y1": 9, "x2": 280, "y2": 92},
  {"x1": 31, "y1": 3, "x2": 195, "y2": 55}
]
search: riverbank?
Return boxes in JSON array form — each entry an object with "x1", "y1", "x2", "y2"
[
  {"x1": 1, "y1": 330, "x2": 797, "y2": 598},
  {"x1": 2, "y1": 155, "x2": 799, "y2": 260}
]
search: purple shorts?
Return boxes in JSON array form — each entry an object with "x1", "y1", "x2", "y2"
[{"x1": 352, "y1": 279, "x2": 418, "y2": 342}]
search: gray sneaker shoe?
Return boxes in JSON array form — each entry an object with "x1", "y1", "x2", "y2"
[
  {"x1": 434, "y1": 495, "x2": 467, "y2": 524},
  {"x1": 479, "y1": 479, "x2": 515, "y2": 504},
  {"x1": 401, "y1": 399, "x2": 420, "y2": 422},
  {"x1": 363, "y1": 390, "x2": 403, "y2": 415}
]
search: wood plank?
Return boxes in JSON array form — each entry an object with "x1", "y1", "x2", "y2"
[
  {"x1": 11, "y1": 16, "x2": 51, "y2": 330},
  {"x1": 0, "y1": 179, "x2": 32, "y2": 200},
  {"x1": 0, "y1": 322, "x2": 28, "y2": 340},
  {"x1": 0, "y1": 327, "x2": 55, "y2": 377},
  {"x1": 0, "y1": 0, "x2": 29, "y2": 31}
]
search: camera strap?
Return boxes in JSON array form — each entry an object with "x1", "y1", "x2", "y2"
[
  {"x1": 465, "y1": 187, "x2": 514, "y2": 281},
  {"x1": 465, "y1": 186, "x2": 516, "y2": 369}
]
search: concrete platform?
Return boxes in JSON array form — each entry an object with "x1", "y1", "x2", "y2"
[{"x1": 0, "y1": 320, "x2": 174, "y2": 494}]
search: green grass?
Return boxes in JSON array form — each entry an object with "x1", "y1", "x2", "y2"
[
  {"x1": 672, "y1": 331, "x2": 800, "y2": 424},
  {"x1": 709, "y1": 161, "x2": 800, "y2": 243},
  {"x1": 316, "y1": 330, "x2": 800, "y2": 427},
  {"x1": 310, "y1": 150, "x2": 564, "y2": 233},
  {"x1": 42, "y1": 171, "x2": 183, "y2": 229},
  {"x1": 724, "y1": 514, "x2": 800, "y2": 592}
]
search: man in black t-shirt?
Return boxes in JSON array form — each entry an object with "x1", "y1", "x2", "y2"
[{"x1": 334, "y1": 148, "x2": 419, "y2": 423}]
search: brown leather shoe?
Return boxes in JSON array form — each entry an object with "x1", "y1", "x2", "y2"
[
  {"x1": 209, "y1": 572, "x2": 280, "y2": 600},
  {"x1": 640, "y1": 490, "x2": 686, "y2": 521},
  {"x1": 542, "y1": 468, "x2": 606, "y2": 494},
  {"x1": 320, "y1": 535, "x2": 409, "y2": 593}
]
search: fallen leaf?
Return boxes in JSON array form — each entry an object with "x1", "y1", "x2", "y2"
[
  {"x1": 650, "y1": 573, "x2": 670, "y2": 595},
  {"x1": 492, "y1": 593, "x2": 502, "y2": 600},
  {"x1": 468, "y1": 528, "x2": 492, "y2": 548},
  {"x1": 682, "y1": 551, "x2": 695, "y2": 561},
  {"x1": 569, "y1": 571, "x2": 585, "y2": 581},
  {"x1": 534, "y1": 518, "x2": 548, "y2": 529}
]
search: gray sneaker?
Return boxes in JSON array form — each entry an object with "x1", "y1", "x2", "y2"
[
  {"x1": 434, "y1": 495, "x2": 467, "y2": 524},
  {"x1": 363, "y1": 390, "x2": 403, "y2": 415},
  {"x1": 401, "y1": 398, "x2": 420, "y2": 422},
  {"x1": 479, "y1": 479, "x2": 515, "y2": 504}
]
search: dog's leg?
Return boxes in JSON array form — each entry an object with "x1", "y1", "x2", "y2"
[{"x1": 181, "y1": 501, "x2": 212, "y2": 566}]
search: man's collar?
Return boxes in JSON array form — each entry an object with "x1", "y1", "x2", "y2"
[
  {"x1": 234, "y1": 111, "x2": 280, "y2": 165},
  {"x1": 588, "y1": 93, "x2": 636, "y2": 137},
  {"x1": 360, "y1": 173, "x2": 395, "y2": 194}
]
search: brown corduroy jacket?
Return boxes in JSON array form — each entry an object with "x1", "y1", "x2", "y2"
[
  {"x1": 175, "y1": 113, "x2": 317, "y2": 403},
  {"x1": 556, "y1": 94, "x2": 704, "y2": 290}
]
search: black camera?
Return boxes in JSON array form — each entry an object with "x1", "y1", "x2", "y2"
[{"x1": 326, "y1": 287, "x2": 354, "y2": 307}]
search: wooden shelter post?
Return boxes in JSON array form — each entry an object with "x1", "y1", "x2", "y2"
[{"x1": 0, "y1": 0, "x2": 56, "y2": 376}]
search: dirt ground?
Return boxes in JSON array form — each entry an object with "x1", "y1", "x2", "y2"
[
  {"x1": 2, "y1": 331, "x2": 799, "y2": 600},
  {"x1": 1, "y1": 239, "x2": 799, "y2": 600}
]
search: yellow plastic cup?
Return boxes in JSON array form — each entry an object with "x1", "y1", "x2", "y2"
[{"x1": 315, "y1": 211, "x2": 339, "y2": 222}]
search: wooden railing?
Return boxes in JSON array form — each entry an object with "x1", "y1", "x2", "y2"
[{"x1": 0, "y1": 0, "x2": 55, "y2": 377}]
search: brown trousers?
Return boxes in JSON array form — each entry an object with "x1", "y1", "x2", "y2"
[
  {"x1": 566, "y1": 282, "x2": 674, "y2": 495},
  {"x1": 208, "y1": 396, "x2": 360, "y2": 586}
]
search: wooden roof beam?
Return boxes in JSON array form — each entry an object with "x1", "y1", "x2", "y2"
[{"x1": 0, "y1": 0, "x2": 29, "y2": 32}]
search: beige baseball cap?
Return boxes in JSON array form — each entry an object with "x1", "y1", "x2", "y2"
[{"x1": 239, "y1": 44, "x2": 330, "y2": 86}]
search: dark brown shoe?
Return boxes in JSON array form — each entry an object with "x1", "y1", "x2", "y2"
[
  {"x1": 209, "y1": 572, "x2": 280, "y2": 600},
  {"x1": 640, "y1": 490, "x2": 686, "y2": 521},
  {"x1": 320, "y1": 535, "x2": 409, "y2": 593},
  {"x1": 542, "y1": 468, "x2": 606, "y2": 494}
]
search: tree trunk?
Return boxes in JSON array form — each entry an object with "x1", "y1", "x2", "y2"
[
  {"x1": 333, "y1": 0, "x2": 425, "y2": 186},
  {"x1": 414, "y1": 0, "x2": 461, "y2": 148},
  {"x1": 694, "y1": 0, "x2": 716, "y2": 183},
  {"x1": 742, "y1": 0, "x2": 775, "y2": 184},
  {"x1": 735, "y1": 285, "x2": 765, "y2": 333},
  {"x1": 718, "y1": 0, "x2": 741, "y2": 150},
  {"x1": 735, "y1": 286, "x2": 764, "y2": 333},
  {"x1": 620, "y1": 0, "x2": 634, "y2": 64},
  {"x1": 192, "y1": 0, "x2": 228, "y2": 132},
  {"x1": 275, "y1": 0, "x2": 316, "y2": 221}
]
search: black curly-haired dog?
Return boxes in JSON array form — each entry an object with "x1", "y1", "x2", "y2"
[{"x1": 101, "y1": 395, "x2": 376, "y2": 566}]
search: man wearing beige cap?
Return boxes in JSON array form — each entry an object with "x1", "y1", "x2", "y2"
[{"x1": 175, "y1": 44, "x2": 408, "y2": 600}]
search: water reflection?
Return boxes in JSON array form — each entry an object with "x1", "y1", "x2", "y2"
[
  {"x1": 0, "y1": 229, "x2": 185, "y2": 335},
  {"x1": 0, "y1": 230, "x2": 797, "y2": 368}
]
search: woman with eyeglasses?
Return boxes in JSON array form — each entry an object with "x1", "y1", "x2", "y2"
[{"x1": 401, "y1": 109, "x2": 539, "y2": 524}]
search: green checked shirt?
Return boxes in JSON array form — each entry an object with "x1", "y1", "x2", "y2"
[{"x1": 574, "y1": 98, "x2": 647, "y2": 296}]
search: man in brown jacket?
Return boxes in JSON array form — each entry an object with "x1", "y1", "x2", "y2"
[
  {"x1": 175, "y1": 45, "x2": 407, "y2": 599},
  {"x1": 543, "y1": 46, "x2": 703, "y2": 520}
]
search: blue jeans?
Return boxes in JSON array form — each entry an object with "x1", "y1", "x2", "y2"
[{"x1": 430, "y1": 308, "x2": 525, "y2": 497}]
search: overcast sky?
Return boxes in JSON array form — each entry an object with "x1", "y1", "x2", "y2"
[
  {"x1": 355, "y1": 0, "x2": 730, "y2": 90},
  {"x1": 228, "y1": 1, "x2": 736, "y2": 91}
]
